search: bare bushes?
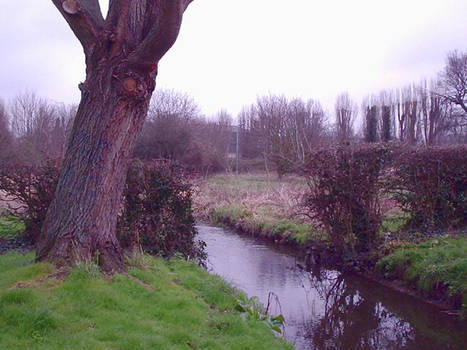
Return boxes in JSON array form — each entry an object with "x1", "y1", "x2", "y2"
[
  {"x1": 133, "y1": 90, "x2": 232, "y2": 174},
  {"x1": 0, "y1": 160, "x2": 59, "y2": 243},
  {"x1": 0, "y1": 160, "x2": 204, "y2": 261},
  {"x1": 302, "y1": 144, "x2": 392, "y2": 256},
  {"x1": 388, "y1": 146, "x2": 467, "y2": 230},
  {"x1": 238, "y1": 95, "x2": 328, "y2": 177},
  {"x1": 8, "y1": 93, "x2": 74, "y2": 165},
  {"x1": 302, "y1": 144, "x2": 466, "y2": 258}
]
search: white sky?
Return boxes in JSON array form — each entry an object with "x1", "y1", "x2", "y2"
[{"x1": 1, "y1": 0, "x2": 466, "y2": 118}]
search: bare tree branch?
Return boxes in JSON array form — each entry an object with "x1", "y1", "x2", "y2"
[
  {"x1": 105, "y1": 0, "x2": 132, "y2": 57},
  {"x1": 126, "y1": 0, "x2": 194, "y2": 70},
  {"x1": 439, "y1": 51, "x2": 467, "y2": 114},
  {"x1": 51, "y1": 0, "x2": 105, "y2": 53}
]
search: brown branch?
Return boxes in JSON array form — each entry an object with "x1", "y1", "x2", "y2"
[
  {"x1": 51, "y1": 0, "x2": 104, "y2": 53},
  {"x1": 432, "y1": 90, "x2": 467, "y2": 114},
  {"x1": 105, "y1": 0, "x2": 132, "y2": 57},
  {"x1": 126, "y1": 0, "x2": 194, "y2": 70}
]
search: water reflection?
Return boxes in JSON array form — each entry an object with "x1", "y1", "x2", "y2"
[
  {"x1": 197, "y1": 224, "x2": 466, "y2": 350},
  {"x1": 302, "y1": 268, "x2": 466, "y2": 349},
  {"x1": 304, "y1": 269, "x2": 416, "y2": 349}
]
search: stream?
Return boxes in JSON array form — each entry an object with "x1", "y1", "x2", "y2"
[{"x1": 196, "y1": 224, "x2": 466, "y2": 350}]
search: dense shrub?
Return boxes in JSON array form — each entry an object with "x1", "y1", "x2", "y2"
[
  {"x1": 0, "y1": 160, "x2": 205, "y2": 261},
  {"x1": 387, "y1": 146, "x2": 467, "y2": 230},
  {"x1": 118, "y1": 160, "x2": 205, "y2": 260},
  {"x1": 0, "y1": 160, "x2": 59, "y2": 243},
  {"x1": 302, "y1": 143, "x2": 392, "y2": 256}
]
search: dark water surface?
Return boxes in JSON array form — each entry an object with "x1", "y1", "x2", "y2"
[{"x1": 196, "y1": 224, "x2": 467, "y2": 350}]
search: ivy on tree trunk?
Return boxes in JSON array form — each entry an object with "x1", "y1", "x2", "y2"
[{"x1": 36, "y1": 0, "x2": 194, "y2": 272}]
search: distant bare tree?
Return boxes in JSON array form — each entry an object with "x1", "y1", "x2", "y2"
[
  {"x1": 0, "y1": 100, "x2": 9, "y2": 139},
  {"x1": 401, "y1": 86, "x2": 420, "y2": 145},
  {"x1": 238, "y1": 105, "x2": 262, "y2": 159},
  {"x1": 0, "y1": 100, "x2": 12, "y2": 166},
  {"x1": 380, "y1": 105, "x2": 392, "y2": 142},
  {"x1": 283, "y1": 98, "x2": 326, "y2": 163},
  {"x1": 255, "y1": 95, "x2": 288, "y2": 174},
  {"x1": 8, "y1": 93, "x2": 72, "y2": 164},
  {"x1": 364, "y1": 105, "x2": 378, "y2": 143},
  {"x1": 377, "y1": 90, "x2": 394, "y2": 142},
  {"x1": 133, "y1": 91, "x2": 232, "y2": 173},
  {"x1": 256, "y1": 95, "x2": 287, "y2": 162},
  {"x1": 419, "y1": 80, "x2": 447, "y2": 145},
  {"x1": 149, "y1": 89, "x2": 199, "y2": 121},
  {"x1": 215, "y1": 110, "x2": 233, "y2": 127},
  {"x1": 254, "y1": 95, "x2": 328, "y2": 175},
  {"x1": 334, "y1": 92, "x2": 356, "y2": 142},
  {"x1": 236, "y1": 95, "x2": 328, "y2": 176},
  {"x1": 206, "y1": 110, "x2": 234, "y2": 171},
  {"x1": 439, "y1": 51, "x2": 467, "y2": 115},
  {"x1": 394, "y1": 89, "x2": 406, "y2": 142},
  {"x1": 436, "y1": 51, "x2": 467, "y2": 142},
  {"x1": 134, "y1": 90, "x2": 200, "y2": 161},
  {"x1": 10, "y1": 93, "x2": 51, "y2": 138}
]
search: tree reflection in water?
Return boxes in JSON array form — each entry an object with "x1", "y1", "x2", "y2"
[
  {"x1": 197, "y1": 225, "x2": 466, "y2": 350},
  {"x1": 295, "y1": 268, "x2": 461, "y2": 350}
]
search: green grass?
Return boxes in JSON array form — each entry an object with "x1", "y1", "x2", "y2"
[
  {"x1": 0, "y1": 252, "x2": 292, "y2": 350},
  {"x1": 195, "y1": 173, "x2": 324, "y2": 246},
  {"x1": 376, "y1": 235, "x2": 467, "y2": 310},
  {"x1": 211, "y1": 205, "x2": 253, "y2": 223},
  {"x1": 0, "y1": 215, "x2": 25, "y2": 239},
  {"x1": 211, "y1": 204, "x2": 324, "y2": 246},
  {"x1": 381, "y1": 213, "x2": 410, "y2": 233}
]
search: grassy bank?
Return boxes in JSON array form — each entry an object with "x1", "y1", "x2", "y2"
[
  {"x1": 194, "y1": 173, "x2": 467, "y2": 314},
  {"x1": 194, "y1": 173, "x2": 326, "y2": 247},
  {"x1": 0, "y1": 215, "x2": 25, "y2": 239},
  {"x1": 377, "y1": 235, "x2": 467, "y2": 314},
  {"x1": 0, "y1": 252, "x2": 292, "y2": 349}
]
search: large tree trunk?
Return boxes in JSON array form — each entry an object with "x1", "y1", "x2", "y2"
[
  {"x1": 38, "y1": 0, "x2": 193, "y2": 272},
  {"x1": 37, "y1": 63, "x2": 154, "y2": 272}
]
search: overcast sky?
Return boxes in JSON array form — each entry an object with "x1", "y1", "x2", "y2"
[{"x1": 1, "y1": 0, "x2": 466, "y2": 118}]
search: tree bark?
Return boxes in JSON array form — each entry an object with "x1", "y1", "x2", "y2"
[
  {"x1": 37, "y1": 0, "x2": 193, "y2": 272},
  {"x1": 37, "y1": 61, "x2": 154, "y2": 272}
]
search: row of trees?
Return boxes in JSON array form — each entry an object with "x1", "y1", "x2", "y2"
[
  {"x1": 134, "y1": 90, "x2": 235, "y2": 173},
  {"x1": 0, "y1": 93, "x2": 74, "y2": 166},
  {"x1": 360, "y1": 80, "x2": 465, "y2": 145},
  {"x1": 0, "y1": 91, "x2": 235, "y2": 174},
  {"x1": 1, "y1": 51, "x2": 465, "y2": 176},
  {"x1": 358, "y1": 51, "x2": 466, "y2": 145},
  {"x1": 235, "y1": 51, "x2": 466, "y2": 175}
]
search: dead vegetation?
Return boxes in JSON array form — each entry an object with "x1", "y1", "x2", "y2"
[{"x1": 193, "y1": 172, "x2": 311, "y2": 225}]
